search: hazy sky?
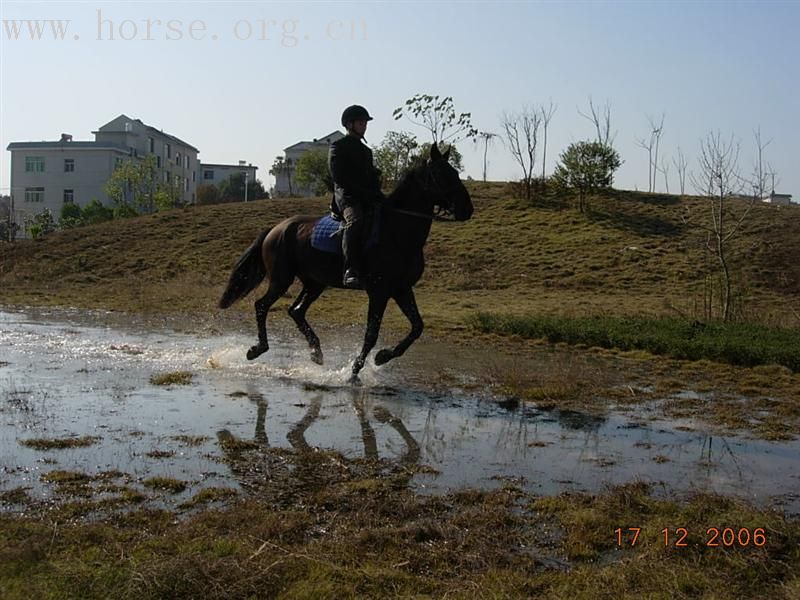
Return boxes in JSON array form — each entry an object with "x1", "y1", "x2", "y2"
[{"x1": 2, "y1": 0, "x2": 798, "y2": 198}]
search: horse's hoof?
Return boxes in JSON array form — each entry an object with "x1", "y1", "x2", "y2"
[
  {"x1": 246, "y1": 344, "x2": 269, "y2": 360},
  {"x1": 374, "y1": 348, "x2": 394, "y2": 366},
  {"x1": 348, "y1": 374, "x2": 362, "y2": 386},
  {"x1": 310, "y1": 349, "x2": 324, "y2": 365}
]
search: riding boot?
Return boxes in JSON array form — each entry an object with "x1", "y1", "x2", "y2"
[{"x1": 342, "y1": 212, "x2": 363, "y2": 288}]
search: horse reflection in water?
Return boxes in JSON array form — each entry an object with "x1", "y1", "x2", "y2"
[{"x1": 216, "y1": 389, "x2": 420, "y2": 466}]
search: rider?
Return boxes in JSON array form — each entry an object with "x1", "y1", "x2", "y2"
[{"x1": 328, "y1": 104, "x2": 383, "y2": 288}]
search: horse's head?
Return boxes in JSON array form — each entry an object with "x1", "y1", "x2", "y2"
[{"x1": 424, "y1": 143, "x2": 473, "y2": 222}]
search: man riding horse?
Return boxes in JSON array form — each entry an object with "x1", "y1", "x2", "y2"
[{"x1": 328, "y1": 104, "x2": 384, "y2": 288}]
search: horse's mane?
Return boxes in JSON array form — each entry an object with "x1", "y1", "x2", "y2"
[{"x1": 387, "y1": 163, "x2": 426, "y2": 205}]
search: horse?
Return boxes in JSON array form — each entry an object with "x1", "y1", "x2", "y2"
[{"x1": 218, "y1": 142, "x2": 473, "y2": 381}]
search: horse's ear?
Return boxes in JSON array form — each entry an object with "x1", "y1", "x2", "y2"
[
  {"x1": 430, "y1": 142, "x2": 441, "y2": 161},
  {"x1": 443, "y1": 147, "x2": 451, "y2": 162}
]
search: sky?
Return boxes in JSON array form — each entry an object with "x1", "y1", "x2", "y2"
[{"x1": 1, "y1": 0, "x2": 798, "y2": 199}]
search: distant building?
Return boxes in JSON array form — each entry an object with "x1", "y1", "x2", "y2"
[
  {"x1": 199, "y1": 161, "x2": 258, "y2": 190},
  {"x1": 272, "y1": 130, "x2": 344, "y2": 197},
  {"x1": 6, "y1": 114, "x2": 199, "y2": 237},
  {"x1": 762, "y1": 191, "x2": 793, "y2": 206}
]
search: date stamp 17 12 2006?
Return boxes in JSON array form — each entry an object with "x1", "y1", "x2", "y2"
[{"x1": 615, "y1": 527, "x2": 767, "y2": 548}]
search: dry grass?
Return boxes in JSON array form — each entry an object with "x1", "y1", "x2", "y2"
[
  {"x1": 149, "y1": 371, "x2": 193, "y2": 386},
  {"x1": 0, "y1": 448, "x2": 797, "y2": 599},
  {"x1": 1, "y1": 185, "x2": 797, "y2": 329},
  {"x1": 19, "y1": 435, "x2": 101, "y2": 450}
]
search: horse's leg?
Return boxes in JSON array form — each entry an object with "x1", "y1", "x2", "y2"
[
  {"x1": 288, "y1": 283, "x2": 325, "y2": 365},
  {"x1": 248, "y1": 274, "x2": 293, "y2": 360},
  {"x1": 374, "y1": 288, "x2": 423, "y2": 366},
  {"x1": 351, "y1": 292, "x2": 390, "y2": 381}
]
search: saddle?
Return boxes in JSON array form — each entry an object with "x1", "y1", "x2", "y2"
[{"x1": 310, "y1": 205, "x2": 381, "y2": 255}]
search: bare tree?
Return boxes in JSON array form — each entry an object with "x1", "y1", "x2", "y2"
[
  {"x1": 750, "y1": 126, "x2": 779, "y2": 200},
  {"x1": 659, "y1": 158, "x2": 670, "y2": 194},
  {"x1": 539, "y1": 100, "x2": 557, "y2": 179},
  {"x1": 578, "y1": 97, "x2": 615, "y2": 147},
  {"x1": 473, "y1": 131, "x2": 500, "y2": 182},
  {"x1": 636, "y1": 113, "x2": 665, "y2": 192},
  {"x1": 501, "y1": 107, "x2": 541, "y2": 202},
  {"x1": 672, "y1": 147, "x2": 688, "y2": 195},
  {"x1": 688, "y1": 131, "x2": 754, "y2": 322}
]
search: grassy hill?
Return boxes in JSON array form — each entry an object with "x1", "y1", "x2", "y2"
[{"x1": 1, "y1": 182, "x2": 798, "y2": 332}]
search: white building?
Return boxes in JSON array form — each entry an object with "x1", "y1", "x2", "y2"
[
  {"x1": 762, "y1": 191, "x2": 793, "y2": 206},
  {"x1": 6, "y1": 115, "x2": 199, "y2": 236},
  {"x1": 199, "y1": 161, "x2": 258, "y2": 190},
  {"x1": 272, "y1": 130, "x2": 344, "y2": 197}
]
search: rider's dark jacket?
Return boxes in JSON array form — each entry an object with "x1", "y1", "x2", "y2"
[{"x1": 328, "y1": 134, "x2": 382, "y2": 216}]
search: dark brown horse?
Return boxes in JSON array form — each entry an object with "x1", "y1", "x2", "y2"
[{"x1": 218, "y1": 143, "x2": 473, "y2": 381}]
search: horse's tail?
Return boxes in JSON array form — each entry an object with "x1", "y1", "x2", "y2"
[{"x1": 218, "y1": 228, "x2": 271, "y2": 309}]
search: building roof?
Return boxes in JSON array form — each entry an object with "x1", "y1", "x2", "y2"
[
  {"x1": 7, "y1": 140, "x2": 130, "y2": 152},
  {"x1": 94, "y1": 114, "x2": 199, "y2": 152},
  {"x1": 284, "y1": 130, "x2": 344, "y2": 152},
  {"x1": 200, "y1": 163, "x2": 258, "y2": 170}
]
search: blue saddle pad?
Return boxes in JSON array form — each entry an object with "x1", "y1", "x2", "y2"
[
  {"x1": 310, "y1": 214, "x2": 343, "y2": 254},
  {"x1": 310, "y1": 207, "x2": 381, "y2": 255}
]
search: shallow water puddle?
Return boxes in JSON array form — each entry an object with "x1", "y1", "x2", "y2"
[{"x1": 1, "y1": 308, "x2": 798, "y2": 514}]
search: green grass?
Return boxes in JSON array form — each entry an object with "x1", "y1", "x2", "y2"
[{"x1": 472, "y1": 313, "x2": 800, "y2": 371}]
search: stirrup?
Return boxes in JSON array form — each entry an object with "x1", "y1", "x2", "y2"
[{"x1": 343, "y1": 270, "x2": 362, "y2": 288}]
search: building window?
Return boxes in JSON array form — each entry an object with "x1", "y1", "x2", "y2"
[
  {"x1": 184, "y1": 177, "x2": 189, "y2": 192},
  {"x1": 184, "y1": 156, "x2": 189, "y2": 169},
  {"x1": 157, "y1": 155, "x2": 162, "y2": 168},
  {"x1": 115, "y1": 158, "x2": 124, "y2": 170},
  {"x1": 175, "y1": 152, "x2": 181, "y2": 166},
  {"x1": 63, "y1": 189, "x2": 74, "y2": 203},
  {"x1": 163, "y1": 171, "x2": 169, "y2": 183},
  {"x1": 148, "y1": 137, "x2": 155, "y2": 153},
  {"x1": 64, "y1": 158, "x2": 75, "y2": 172},
  {"x1": 203, "y1": 170, "x2": 214, "y2": 180},
  {"x1": 25, "y1": 156, "x2": 45, "y2": 172},
  {"x1": 166, "y1": 143, "x2": 171, "y2": 158},
  {"x1": 24, "y1": 187, "x2": 45, "y2": 202},
  {"x1": 192, "y1": 170, "x2": 196, "y2": 182}
]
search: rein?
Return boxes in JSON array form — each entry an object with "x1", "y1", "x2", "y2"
[{"x1": 374, "y1": 165, "x2": 458, "y2": 222}]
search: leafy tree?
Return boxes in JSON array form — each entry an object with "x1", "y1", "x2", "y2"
[
  {"x1": 392, "y1": 94, "x2": 478, "y2": 144},
  {"x1": 412, "y1": 142, "x2": 464, "y2": 172},
  {"x1": 294, "y1": 149, "x2": 333, "y2": 196},
  {"x1": 81, "y1": 199, "x2": 114, "y2": 224},
  {"x1": 473, "y1": 130, "x2": 500, "y2": 182},
  {"x1": 105, "y1": 155, "x2": 179, "y2": 213},
  {"x1": 0, "y1": 218, "x2": 20, "y2": 241},
  {"x1": 219, "y1": 173, "x2": 267, "y2": 203},
  {"x1": 196, "y1": 184, "x2": 221, "y2": 206},
  {"x1": 270, "y1": 156, "x2": 294, "y2": 197},
  {"x1": 59, "y1": 202, "x2": 83, "y2": 229},
  {"x1": 25, "y1": 209, "x2": 57, "y2": 240},
  {"x1": 552, "y1": 141, "x2": 622, "y2": 213},
  {"x1": 374, "y1": 131, "x2": 419, "y2": 183}
]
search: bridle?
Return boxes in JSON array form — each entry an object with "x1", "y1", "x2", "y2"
[{"x1": 382, "y1": 162, "x2": 461, "y2": 221}]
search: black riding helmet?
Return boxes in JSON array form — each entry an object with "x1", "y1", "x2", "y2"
[{"x1": 341, "y1": 105, "x2": 373, "y2": 128}]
